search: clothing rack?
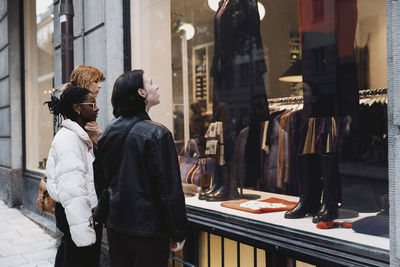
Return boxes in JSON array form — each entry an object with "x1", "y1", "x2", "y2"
[
  {"x1": 359, "y1": 88, "x2": 387, "y2": 97},
  {"x1": 268, "y1": 95, "x2": 303, "y2": 105},
  {"x1": 268, "y1": 88, "x2": 388, "y2": 105}
]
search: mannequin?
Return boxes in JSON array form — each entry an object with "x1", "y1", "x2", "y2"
[
  {"x1": 298, "y1": 0, "x2": 359, "y2": 118},
  {"x1": 285, "y1": 0, "x2": 359, "y2": 222},
  {"x1": 202, "y1": 0, "x2": 269, "y2": 201}
]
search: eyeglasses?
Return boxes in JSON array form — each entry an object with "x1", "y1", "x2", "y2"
[{"x1": 78, "y1": 103, "x2": 97, "y2": 110}]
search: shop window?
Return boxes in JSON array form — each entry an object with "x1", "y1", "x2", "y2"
[
  {"x1": 256, "y1": 59, "x2": 266, "y2": 84},
  {"x1": 239, "y1": 63, "x2": 249, "y2": 86},
  {"x1": 23, "y1": 0, "x2": 54, "y2": 172},
  {"x1": 311, "y1": 0, "x2": 324, "y2": 22},
  {"x1": 312, "y1": 47, "x2": 325, "y2": 74},
  {"x1": 130, "y1": 0, "x2": 389, "y2": 256}
]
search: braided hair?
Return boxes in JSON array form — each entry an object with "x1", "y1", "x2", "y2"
[{"x1": 45, "y1": 86, "x2": 91, "y2": 121}]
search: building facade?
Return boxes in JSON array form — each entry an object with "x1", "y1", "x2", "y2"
[{"x1": 1, "y1": 0, "x2": 400, "y2": 266}]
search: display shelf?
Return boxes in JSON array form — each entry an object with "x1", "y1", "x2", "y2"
[
  {"x1": 192, "y1": 42, "x2": 213, "y2": 112},
  {"x1": 185, "y1": 189, "x2": 389, "y2": 267}
]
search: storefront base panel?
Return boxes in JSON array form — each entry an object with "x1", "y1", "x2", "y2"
[
  {"x1": 0, "y1": 166, "x2": 11, "y2": 204},
  {"x1": 22, "y1": 172, "x2": 42, "y2": 214},
  {"x1": 0, "y1": 166, "x2": 22, "y2": 207}
]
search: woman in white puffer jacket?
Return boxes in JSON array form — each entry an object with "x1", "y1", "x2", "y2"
[{"x1": 45, "y1": 86, "x2": 101, "y2": 267}]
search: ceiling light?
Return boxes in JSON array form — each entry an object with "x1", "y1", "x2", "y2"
[
  {"x1": 258, "y1": 2, "x2": 265, "y2": 20},
  {"x1": 208, "y1": 0, "x2": 219, "y2": 12},
  {"x1": 208, "y1": 0, "x2": 265, "y2": 21},
  {"x1": 179, "y1": 23, "x2": 195, "y2": 40}
]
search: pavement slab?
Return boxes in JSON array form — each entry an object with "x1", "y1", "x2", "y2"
[
  {"x1": 0, "y1": 201, "x2": 57, "y2": 267},
  {"x1": 22, "y1": 247, "x2": 57, "y2": 262},
  {"x1": 9, "y1": 237, "x2": 38, "y2": 246},
  {"x1": 13, "y1": 260, "x2": 53, "y2": 267}
]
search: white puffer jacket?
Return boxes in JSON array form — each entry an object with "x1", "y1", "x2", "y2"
[{"x1": 46, "y1": 119, "x2": 98, "y2": 247}]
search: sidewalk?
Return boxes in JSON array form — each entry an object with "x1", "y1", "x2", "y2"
[{"x1": 0, "y1": 201, "x2": 58, "y2": 267}]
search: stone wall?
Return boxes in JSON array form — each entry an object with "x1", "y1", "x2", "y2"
[
  {"x1": 53, "y1": 0, "x2": 124, "y2": 129},
  {"x1": 0, "y1": 0, "x2": 23, "y2": 207},
  {"x1": 0, "y1": 0, "x2": 11, "y2": 203}
]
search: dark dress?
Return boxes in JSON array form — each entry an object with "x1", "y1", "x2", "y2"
[{"x1": 211, "y1": 0, "x2": 269, "y2": 167}]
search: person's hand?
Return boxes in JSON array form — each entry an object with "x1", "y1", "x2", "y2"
[{"x1": 170, "y1": 239, "x2": 185, "y2": 252}]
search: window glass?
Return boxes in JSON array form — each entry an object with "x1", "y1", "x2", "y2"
[
  {"x1": 132, "y1": 0, "x2": 388, "y2": 230},
  {"x1": 24, "y1": 0, "x2": 54, "y2": 172}
]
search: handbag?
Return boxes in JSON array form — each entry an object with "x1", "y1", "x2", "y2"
[
  {"x1": 180, "y1": 139, "x2": 215, "y2": 187},
  {"x1": 36, "y1": 174, "x2": 56, "y2": 216}
]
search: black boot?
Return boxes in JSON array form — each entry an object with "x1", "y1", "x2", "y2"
[
  {"x1": 312, "y1": 153, "x2": 341, "y2": 223},
  {"x1": 206, "y1": 166, "x2": 240, "y2": 201},
  {"x1": 285, "y1": 153, "x2": 322, "y2": 219},
  {"x1": 198, "y1": 165, "x2": 223, "y2": 200}
]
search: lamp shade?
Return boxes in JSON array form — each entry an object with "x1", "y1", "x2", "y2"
[{"x1": 278, "y1": 61, "x2": 303, "y2": 83}]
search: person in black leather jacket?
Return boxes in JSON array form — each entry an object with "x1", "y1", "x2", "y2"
[{"x1": 93, "y1": 70, "x2": 187, "y2": 267}]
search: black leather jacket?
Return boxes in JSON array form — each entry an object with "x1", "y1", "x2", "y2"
[{"x1": 94, "y1": 113, "x2": 187, "y2": 242}]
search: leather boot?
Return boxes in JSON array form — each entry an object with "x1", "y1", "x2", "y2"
[
  {"x1": 312, "y1": 153, "x2": 341, "y2": 223},
  {"x1": 198, "y1": 165, "x2": 223, "y2": 200},
  {"x1": 206, "y1": 166, "x2": 240, "y2": 201},
  {"x1": 285, "y1": 153, "x2": 322, "y2": 219}
]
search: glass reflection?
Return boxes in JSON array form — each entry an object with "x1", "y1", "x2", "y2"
[{"x1": 171, "y1": 0, "x2": 388, "y2": 216}]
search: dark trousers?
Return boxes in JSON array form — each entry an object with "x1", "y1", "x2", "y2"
[
  {"x1": 54, "y1": 203, "x2": 103, "y2": 267},
  {"x1": 107, "y1": 228, "x2": 170, "y2": 267}
]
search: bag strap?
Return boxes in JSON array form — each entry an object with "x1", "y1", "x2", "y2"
[{"x1": 200, "y1": 158, "x2": 207, "y2": 172}]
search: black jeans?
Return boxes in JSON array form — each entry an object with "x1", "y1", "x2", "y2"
[
  {"x1": 54, "y1": 203, "x2": 103, "y2": 267},
  {"x1": 107, "y1": 228, "x2": 170, "y2": 267}
]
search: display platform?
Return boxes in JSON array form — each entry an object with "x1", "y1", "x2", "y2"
[{"x1": 185, "y1": 189, "x2": 389, "y2": 267}]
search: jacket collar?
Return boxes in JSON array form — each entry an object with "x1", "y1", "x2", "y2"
[
  {"x1": 61, "y1": 119, "x2": 93, "y2": 147},
  {"x1": 118, "y1": 112, "x2": 151, "y2": 121},
  {"x1": 100, "y1": 113, "x2": 151, "y2": 141},
  {"x1": 137, "y1": 112, "x2": 151, "y2": 121}
]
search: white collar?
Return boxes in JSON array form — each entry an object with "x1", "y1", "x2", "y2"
[{"x1": 61, "y1": 119, "x2": 93, "y2": 148}]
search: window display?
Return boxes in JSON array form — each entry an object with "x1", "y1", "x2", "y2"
[
  {"x1": 131, "y1": 0, "x2": 388, "y2": 250},
  {"x1": 168, "y1": 0, "x2": 388, "y2": 208}
]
